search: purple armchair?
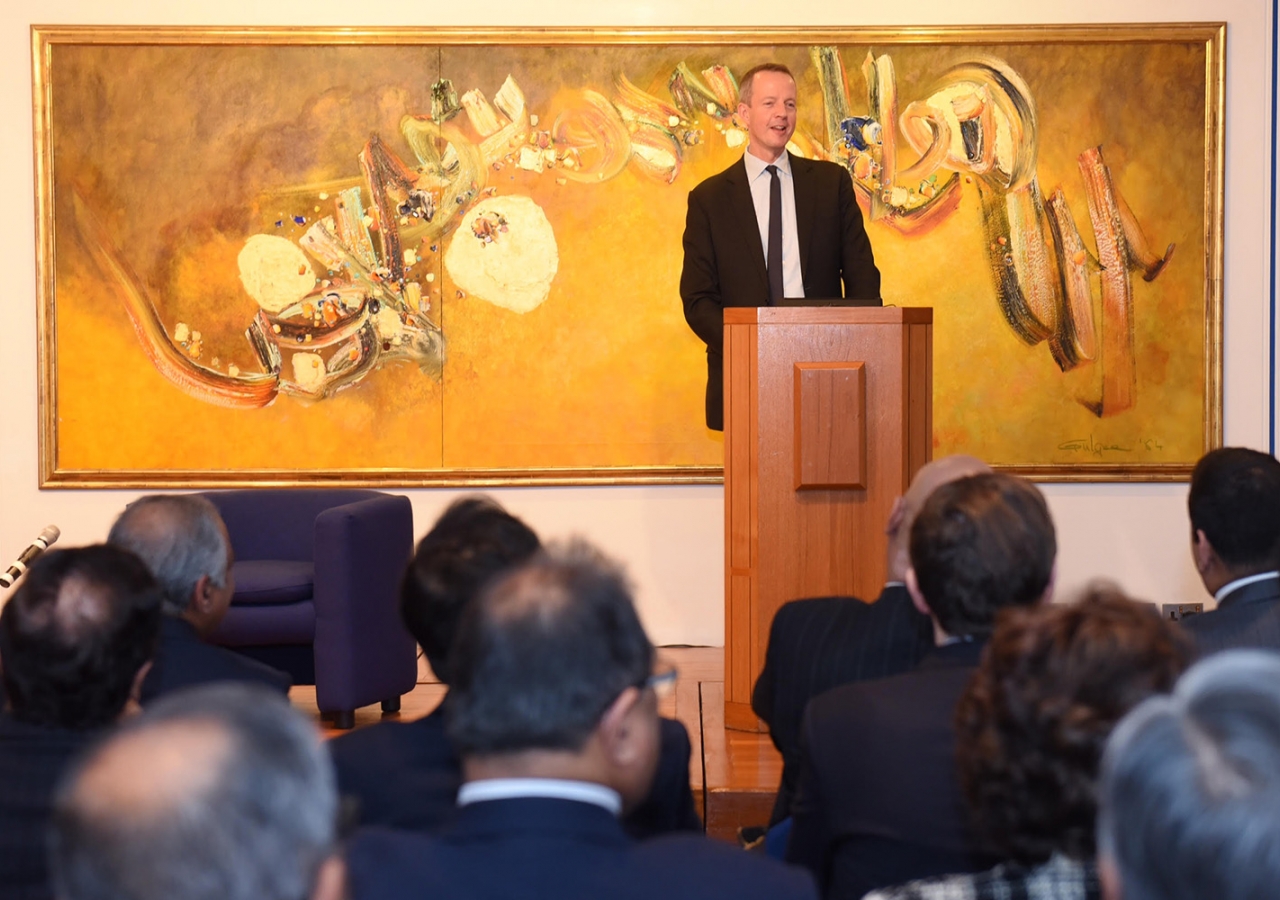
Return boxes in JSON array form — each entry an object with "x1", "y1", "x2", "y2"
[{"x1": 201, "y1": 490, "x2": 417, "y2": 729}]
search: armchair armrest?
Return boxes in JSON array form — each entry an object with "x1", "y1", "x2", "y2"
[{"x1": 312, "y1": 494, "x2": 417, "y2": 712}]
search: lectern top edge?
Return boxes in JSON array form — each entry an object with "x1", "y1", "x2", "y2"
[{"x1": 723, "y1": 306, "x2": 933, "y2": 326}]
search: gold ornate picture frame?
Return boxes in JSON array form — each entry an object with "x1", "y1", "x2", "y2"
[{"x1": 33, "y1": 24, "x2": 1224, "y2": 487}]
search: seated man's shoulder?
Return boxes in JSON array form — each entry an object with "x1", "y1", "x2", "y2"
[
  {"x1": 635, "y1": 835, "x2": 817, "y2": 899},
  {"x1": 329, "y1": 712, "x2": 451, "y2": 768}
]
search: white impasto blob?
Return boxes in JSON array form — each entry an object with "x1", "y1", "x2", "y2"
[
  {"x1": 238, "y1": 234, "x2": 317, "y2": 314},
  {"x1": 444, "y1": 196, "x2": 558, "y2": 314},
  {"x1": 290, "y1": 352, "x2": 325, "y2": 390}
]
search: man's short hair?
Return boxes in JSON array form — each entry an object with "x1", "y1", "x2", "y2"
[
  {"x1": 1187, "y1": 447, "x2": 1280, "y2": 572},
  {"x1": 107, "y1": 494, "x2": 231, "y2": 615},
  {"x1": 908, "y1": 472, "x2": 1056, "y2": 637},
  {"x1": 0, "y1": 545, "x2": 162, "y2": 729},
  {"x1": 1098, "y1": 650, "x2": 1280, "y2": 900},
  {"x1": 51, "y1": 683, "x2": 337, "y2": 900},
  {"x1": 400, "y1": 496, "x2": 541, "y2": 685},
  {"x1": 957, "y1": 583, "x2": 1190, "y2": 865},
  {"x1": 738, "y1": 63, "x2": 795, "y2": 106},
  {"x1": 446, "y1": 539, "x2": 654, "y2": 756}
]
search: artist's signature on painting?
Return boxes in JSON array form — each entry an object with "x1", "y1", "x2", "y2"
[{"x1": 1058, "y1": 435, "x2": 1164, "y2": 456}]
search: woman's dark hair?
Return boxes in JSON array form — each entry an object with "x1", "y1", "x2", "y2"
[{"x1": 956, "y1": 584, "x2": 1192, "y2": 864}]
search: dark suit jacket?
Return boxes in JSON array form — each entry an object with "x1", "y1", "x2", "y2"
[
  {"x1": 329, "y1": 707, "x2": 702, "y2": 839},
  {"x1": 0, "y1": 712, "x2": 97, "y2": 900},
  {"x1": 140, "y1": 614, "x2": 291, "y2": 704},
  {"x1": 680, "y1": 152, "x2": 881, "y2": 430},
  {"x1": 752, "y1": 585, "x2": 935, "y2": 824},
  {"x1": 786, "y1": 640, "x2": 998, "y2": 900},
  {"x1": 347, "y1": 796, "x2": 817, "y2": 900},
  {"x1": 1183, "y1": 572, "x2": 1280, "y2": 657}
]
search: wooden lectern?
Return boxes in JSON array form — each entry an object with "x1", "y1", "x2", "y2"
[{"x1": 722, "y1": 306, "x2": 933, "y2": 731}]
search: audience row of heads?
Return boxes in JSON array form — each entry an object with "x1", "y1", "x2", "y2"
[{"x1": 5, "y1": 446, "x2": 1280, "y2": 900}]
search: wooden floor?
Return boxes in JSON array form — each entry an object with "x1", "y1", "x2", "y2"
[{"x1": 289, "y1": 646, "x2": 779, "y2": 842}]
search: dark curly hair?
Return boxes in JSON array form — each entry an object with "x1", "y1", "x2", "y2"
[{"x1": 956, "y1": 584, "x2": 1192, "y2": 865}]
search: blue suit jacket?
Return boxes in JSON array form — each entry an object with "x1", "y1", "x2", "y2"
[
  {"x1": 1183, "y1": 572, "x2": 1280, "y2": 657},
  {"x1": 329, "y1": 706, "x2": 702, "y2": 839},
  {"x1": 140, "y1": 615, "x2": 291, "y2": 704},
  {"x1": 347, "y1": 796, "x2": 817, "y2": 900}
]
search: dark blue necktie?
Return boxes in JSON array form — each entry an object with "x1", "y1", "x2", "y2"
[{"x1": 766, "y1": 164, "x2": 783, "y2": 306}]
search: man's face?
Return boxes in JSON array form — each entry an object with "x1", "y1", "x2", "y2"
[{"x1": 738, "y1": 71, "x2": 797, "y2": 162}]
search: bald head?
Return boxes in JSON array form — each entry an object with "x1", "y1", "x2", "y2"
[
  {"x1": 69, "y1": 719, "x2": 229, "y2": 828},
  {"x1": 446, "y1": 539, "x2": 655, "y2": 756},
  {"x1": 886, "y1": 455, "x2": 991, "y2": 582},
  {"x1": 51, "y1": 684, "x2": 338, "y2": 900}
]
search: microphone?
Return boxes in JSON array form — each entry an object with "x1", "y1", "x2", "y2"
[{"x1": 0, "y1": 526, "x2": 61, "y2": 589}]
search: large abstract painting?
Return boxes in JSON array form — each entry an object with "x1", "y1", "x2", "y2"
[{"x1": 34, "y1": 25, "x2": 1223, "y2": 485}]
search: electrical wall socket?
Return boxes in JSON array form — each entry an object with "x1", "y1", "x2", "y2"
[{"x1": 1161, "y1": 602, "x2": 1204, "y2": 621}]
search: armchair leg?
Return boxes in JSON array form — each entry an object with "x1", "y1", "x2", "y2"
[
  {"x1": 328, "y1": 710, "x2": 355, "y2": 730},
  {"x1": 381, "y1": 696, "x2": 402, "y2": 714}
]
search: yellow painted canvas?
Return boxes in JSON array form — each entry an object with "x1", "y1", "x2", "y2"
[{"x1": 34, "y1": 26, "x2": 1222, "y2": 485}]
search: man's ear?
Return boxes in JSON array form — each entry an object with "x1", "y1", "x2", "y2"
[
  {"x1": 597, "y1": 686, "x2": 647, "y2": 767},
  {"x1": 884, "y1": 496, "x2": 906, "y2": 537},
  {"x1": 123, "y1": 660, "x2": 153, "y2": 719},
  {"x1": 310, "y1": 856, "x2": 347, "y2": 900},
  {"x1": 1040, "y1": 562, "x2": 1058, "y2": 604},
  {"x1": 1098, "y1": 854, "x2": 1123, "y2": 900},
  {"x1": 1192, "y1": 528, "x2": 1215, "y2": 574},
  {"x1": 905, "y1": 567, "x2": 931, "y2": 617},
  {"x1": 190, "y1": 574, "x2": 214, "y2": 615}
]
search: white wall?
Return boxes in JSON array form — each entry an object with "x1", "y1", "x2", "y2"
[{"x1": 0, "y1": 0, "x2": 1271, "y2": 643}]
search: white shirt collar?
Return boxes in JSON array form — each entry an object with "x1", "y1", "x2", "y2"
[
  {"x1": 743, "y1": 148, "x2": 792, "y2": 181},
  {"x1": 1214, "y1": 571, "x2": 1280, "y2": 603},
  {"x1": 456, "y1": 778, "x2": 622, "y2": 816}
]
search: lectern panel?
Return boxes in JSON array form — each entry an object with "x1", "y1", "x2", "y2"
[{"x1": 794, "y1": 362, "x2": 867, "y2": 490}]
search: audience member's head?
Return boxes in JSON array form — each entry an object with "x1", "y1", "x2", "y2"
[
  {"x1": 107, "y1": 495, "x2": 234, "y2": 633},
  {"x1": 400, "y1": 496, "x2": 541, "y2": 685},
  {"x1": 1187, "y1": 447, "x2": 1280, "y2": 594},
  {"x1": 957, "y1": 583, "x2": 1191, "y2": 868},
  {"x1": 906, "y1": 472, "x2": 1056, "y2": 639},
  {"x1": 885, "y1": 455, "x2": 992, "y2": 582},
  {"x1": 1097, "y1": 650, "x2": 1280, "y2": 900},
  {"x1": 447, "y1": 539, "x2": 660, "y2": 809},
  {"x1": 51, "y1": 683, "x2": 343, "y2": 900},
  {"x1": 0, "y1": 545, "x2": 161, "y2": 730}
]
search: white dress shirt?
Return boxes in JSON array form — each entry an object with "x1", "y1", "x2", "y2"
[
  {"x1": 456, "y1": 777, "x2": 622, "y2": 816},
  {"x1": 1214, "y1": 570, "x2": 1280, "y2": 604},
  {"x1": 743, "y1": 149, "x2": 805, "y2": 300}
]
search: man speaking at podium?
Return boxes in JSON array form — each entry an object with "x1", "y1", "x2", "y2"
[{"x1": 680, "y1": 63, "x2": 882, "y2": 431}]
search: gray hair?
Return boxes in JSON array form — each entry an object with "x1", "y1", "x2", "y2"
[
  {"x1": 108, "y1": 495, "x2": 230, "y2": 615},
  {"x1": 1098, "y1": 650, "x2": 1280, "y2": 900},
  {"x1": 51, "y1": 683, "x2": 337, "y2": 900}
]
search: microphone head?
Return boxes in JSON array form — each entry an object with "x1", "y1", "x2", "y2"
[{"x1": 38, "y1": 525, "x2": 60, "y2": 545}]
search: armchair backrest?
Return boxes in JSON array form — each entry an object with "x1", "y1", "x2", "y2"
[{"x1": 200, "y1": 490, "x2": 391, "y2": 562}]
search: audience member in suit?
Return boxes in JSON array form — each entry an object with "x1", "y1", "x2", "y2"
[
  {"x1": 752, "y1": 454, "x2": 991, "y2": 824},
  {"x1": 329, "y1": 496, "x2": 702, "y2": 838},
  {"x1": 346, "y1": 540, "x2": 816, "y2": 900},
  {"x1": 107, "y1": 494, "x2": 291, "y2": 702},
  {"x1": 1182, "y1": 446, "x2": 1280, "y2": 656},
  {"x1": 50, "y1": 683, "x2": 345, "y2": 900},
  {"x1": 0, "y1": 545, "x2": 161, "y2": 900},
  {"x1": 865, "y1": 583, "x2": 1191, "y2": 900},
  {"x1": 787, "y1": 472, "x2": 1057, "y2": 900},
  {"x1": 1098, "y1": 649, "x2": 1280, "y2": 900}
]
